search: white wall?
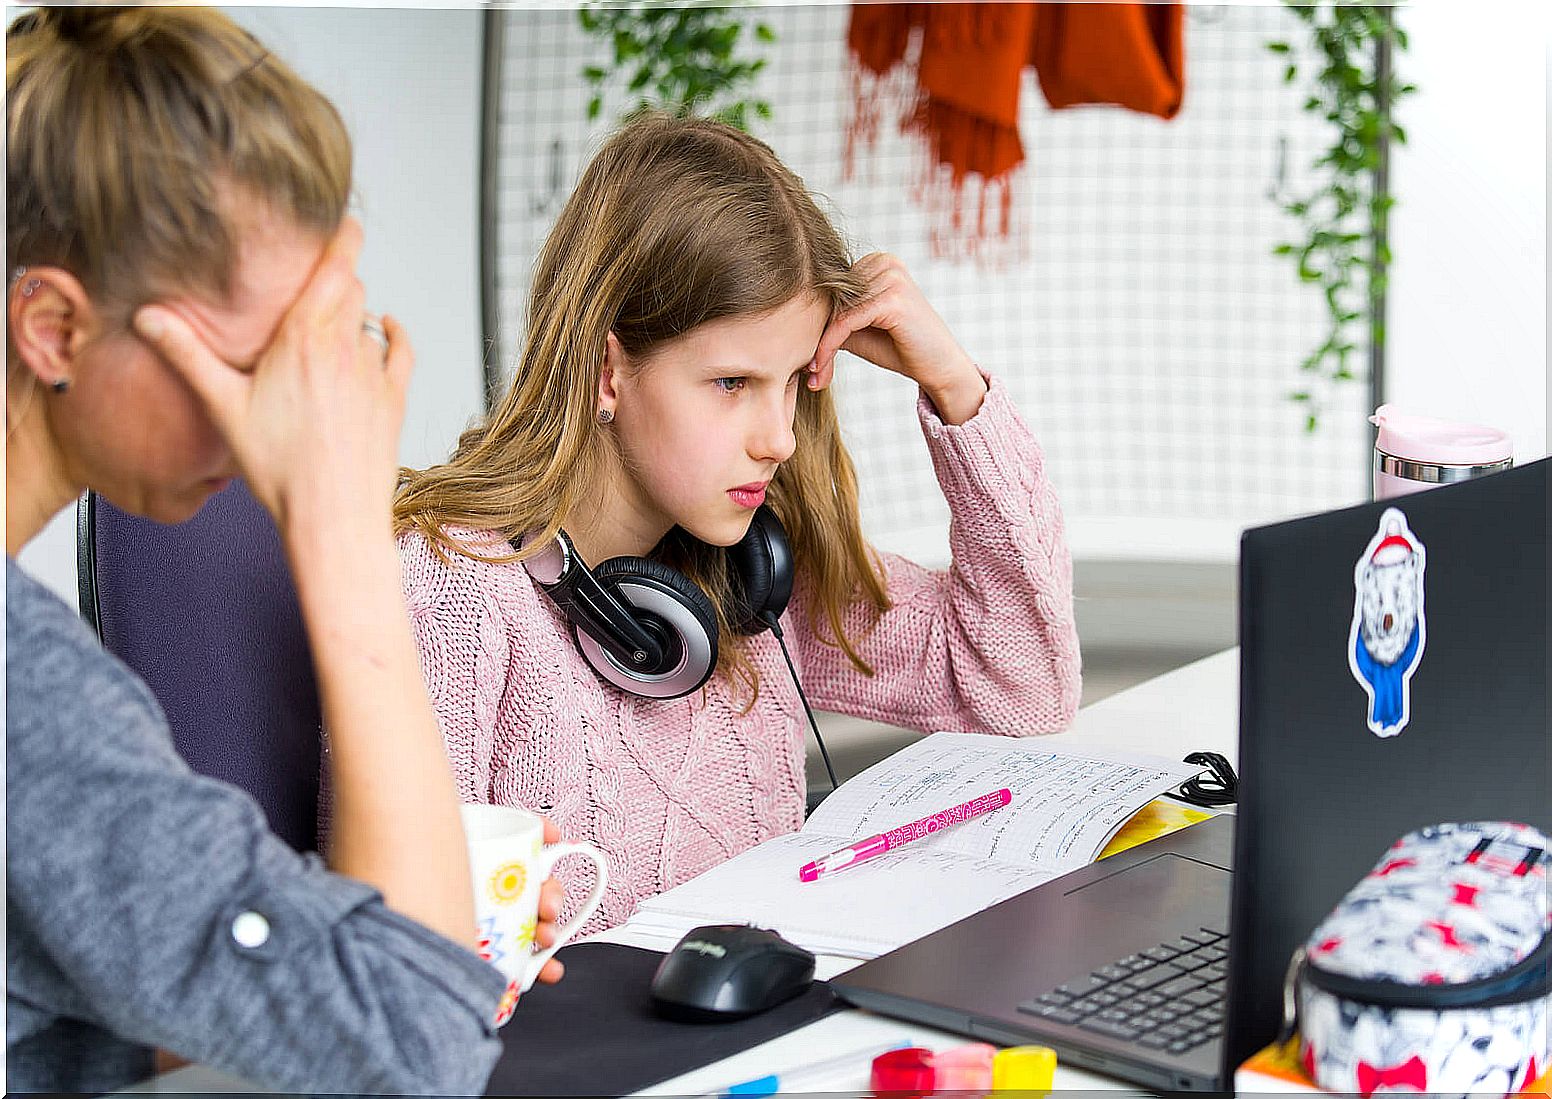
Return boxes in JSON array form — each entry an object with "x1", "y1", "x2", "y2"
[
  {"x1": 236, "y1": 7, "x2": 488, "y2": 469},
  {"x1": 15, "y1": 6, "x2": 489, "y2": 604},
  {"x1": 1385, "y1": 0, "x2": 1548, "y2": 464}
]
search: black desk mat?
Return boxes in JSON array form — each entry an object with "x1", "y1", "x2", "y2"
[{"x1": 485, "y1": 942, "x2": 841, "y2": 1096}]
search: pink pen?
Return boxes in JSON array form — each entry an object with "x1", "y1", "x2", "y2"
[{"x1": 798, "y1": 788, "x2": 1012, "y2": 882}]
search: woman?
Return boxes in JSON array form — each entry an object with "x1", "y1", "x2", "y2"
[
  {"x1": 394, "y1": 112, "x2": 1083, "y2": 931},
  {"x1": 6, "y1": 8, "x2": 559, "y2": 1094}
]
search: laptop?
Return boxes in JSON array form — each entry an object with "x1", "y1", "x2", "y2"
[{"x1": 832, "y1": 458, "x2": 1549, "y2": 1091}]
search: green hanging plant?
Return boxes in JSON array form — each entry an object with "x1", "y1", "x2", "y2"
[
  {"x1": 578, "y1": 2, "x2": 776, "y2": 131},
  {"x1": 1267, "y1": 2, "x2": 1415, "y2": 430}
]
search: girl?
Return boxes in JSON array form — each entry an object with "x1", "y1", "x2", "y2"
[
  {"x1": 6, "y1": 9, "x2": 560, "y2": 1093},
  {"x1": 395, "y1": 112, "x2": 1082, "y2": 930}
]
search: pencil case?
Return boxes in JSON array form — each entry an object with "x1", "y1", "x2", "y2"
[{"x1": 1292, "y1": 821, "x2": 1550, "y2": 1097}]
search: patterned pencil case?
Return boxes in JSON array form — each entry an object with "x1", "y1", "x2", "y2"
[{"x1": 1291, "y1": 821, "x2": 1550, "y2": 1097}]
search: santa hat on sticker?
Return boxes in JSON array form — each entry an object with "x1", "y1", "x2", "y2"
[{"x1": 1372, "y1": 522, "x2": 1416, "y2": 566}]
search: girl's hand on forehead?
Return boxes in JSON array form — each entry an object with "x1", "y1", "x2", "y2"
[
  {"x1": 809, "y1": 253, "x2": 985, "y2": 423},
  {"x1": 131, "y1": 217, "x2": 412, "y2": 540}
]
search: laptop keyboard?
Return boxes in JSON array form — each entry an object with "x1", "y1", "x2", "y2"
[{"x1": 1016, "y1": 926, "x2": 1228, "y2": 1056}]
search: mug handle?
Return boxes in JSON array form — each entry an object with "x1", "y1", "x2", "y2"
[{"x1": 520, "y1": 841, "x2": 608, "y2": 990}]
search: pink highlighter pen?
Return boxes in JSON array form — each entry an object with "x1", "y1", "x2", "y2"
[{"x1": 798, "y1": 788, "x2": 1012, "y2": 882}]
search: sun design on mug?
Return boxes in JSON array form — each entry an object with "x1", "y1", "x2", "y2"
[{"x1": 487, "y1": 861, "x2": 528, "y2": 906}]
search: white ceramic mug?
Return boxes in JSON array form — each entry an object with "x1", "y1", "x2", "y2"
[{"x1": 461, "y1": 803, "x2": 607, "y2": 1023}]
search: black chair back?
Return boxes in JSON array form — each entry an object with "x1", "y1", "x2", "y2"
[{"x1": 78, "y1": 482, "x2": 322, "y2": 852}]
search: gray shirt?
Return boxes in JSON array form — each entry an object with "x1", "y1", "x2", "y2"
[{"x1": 6, "y1": 558, "x2": 505, "y2": 1095}]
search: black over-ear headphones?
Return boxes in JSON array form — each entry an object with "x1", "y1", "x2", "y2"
[
  {"x1": 522, "y1": 504, "x2": 839, "y2": 798},
  {"x1": 521, "y1": 505, "x2": 793, "y2": 700}
]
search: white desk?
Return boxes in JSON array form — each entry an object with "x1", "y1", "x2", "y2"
[
  {"x1": 617, "y1": 647, "x2": 1241, "y2": 1096},
  {"x1": 140, "y1": 648, "x2": 1240, "y2": 1097}
]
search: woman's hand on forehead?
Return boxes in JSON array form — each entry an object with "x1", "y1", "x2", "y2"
[{"x1": 130, "y1": 217, "x2": 413, "y2": 535}]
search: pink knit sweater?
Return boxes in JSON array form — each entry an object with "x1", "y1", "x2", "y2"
[{"x1": 400, "y1": 376, "x2": 1081, "y2": 931}]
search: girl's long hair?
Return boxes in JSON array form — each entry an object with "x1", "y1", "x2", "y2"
[{"x1": 394, "y1": 111, "x2": 890, "y2": 701}]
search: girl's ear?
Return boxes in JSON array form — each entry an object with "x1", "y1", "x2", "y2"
[
  {"x1": 8, "y1": 267, "x2": 98, "y2": 389},
  {"x1": 599, "y1": 331, "x2": 626, "y2": 418}
]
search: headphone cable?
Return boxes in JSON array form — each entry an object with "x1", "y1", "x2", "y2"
[
  {"x1": 759, "y1": 611, "x2": 839, "y2": 794},
  {"x1": 1177, "y1": 750, "x2": 1238, "y2": 808}
]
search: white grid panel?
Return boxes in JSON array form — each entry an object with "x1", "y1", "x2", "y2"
[{"x1": 490, "y1": 4, "x2": 1371, "y2": 563}]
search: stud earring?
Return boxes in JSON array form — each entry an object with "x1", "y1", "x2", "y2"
[
  {"x1": 51, "y1": 379, "x2": 70, "y2": 394},
  {"x1": 597, "y1": 408, "x2": 614, "y2": 425},
  {"x1": 11, "y1": 266, "x2": 40, "y2": 298}
]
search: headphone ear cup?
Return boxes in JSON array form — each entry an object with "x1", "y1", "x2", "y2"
[
  {"x1": 726, "y1": 505, "x2": 795, "y2": 635},
  {"x1": 586, "y1": 556, "x2": 719, "y2": 699},
  {"x1": 596, "y1": 556, "x2": 719, "y2": 636}
]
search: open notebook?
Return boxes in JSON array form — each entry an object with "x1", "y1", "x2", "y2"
[{"x1": 630, "y1": 732, "x2": 1203, "y2": 958}]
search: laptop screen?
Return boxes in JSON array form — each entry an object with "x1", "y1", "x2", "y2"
[{"x1": 1226, "y1": 458, "x2": 1549, "y2": 1073}]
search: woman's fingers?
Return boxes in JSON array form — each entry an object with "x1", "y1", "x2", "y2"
[
  {"x1": 538, "y1": 878, "x2": 564, "y2": 922},
  {"x1": 268, "y1": 219, "x2": 367, "y2": 384},
  {"x1": 133, "y1": 306, "x2": 248, "y2": 439},
  {"x1": 530, "y1": 822, "x2": 567, "y2": 984},
  {"x1": 534, "y1": 872, "x2": 566, "y2": 982},
  {"x1": 292, "y1": 217, "x2": 365, "y2": 331},
  {"x1": 379, "y1": 314, "x2": 414, "y2": 396}
]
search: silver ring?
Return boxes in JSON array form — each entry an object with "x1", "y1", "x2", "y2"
[{"x1": 361, "y1": 314, "x2": 388, "y2": 352}]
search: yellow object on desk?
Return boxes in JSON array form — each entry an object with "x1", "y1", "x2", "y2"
[
  {"x1": 993, "y1": 1045, "x2": 1057, "y2": 1090},
  {"x1": 1098, "y1": 799, "x2": 1213, "y2": 859}
]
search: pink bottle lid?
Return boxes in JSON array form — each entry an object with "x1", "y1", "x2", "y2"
[{"x1": 1370, "y1": 404, "x2": 1512, "y2": 467}]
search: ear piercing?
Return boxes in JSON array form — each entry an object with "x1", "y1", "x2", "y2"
[
  {"x1": 10, "y1": 266, "x2": 64, "y2": 391},
  {"x1": 597, "y1": 408, "x2": 615, "y2": 425},
  {"x1": 10, "y1": 266, "x2": 40, "y2": 298}
]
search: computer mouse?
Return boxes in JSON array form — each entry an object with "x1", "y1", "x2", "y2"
[{"x1": 650, "y1": 924, "x2": 816, "y2": 1022}]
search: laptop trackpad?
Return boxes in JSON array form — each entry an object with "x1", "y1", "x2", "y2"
[{"x1": 1065, "y1": 853, "x2": 1231, "y2": 921}]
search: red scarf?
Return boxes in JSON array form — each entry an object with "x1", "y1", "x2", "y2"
[{"x1": 847, "y1": 2, "x2": 1185, "y2": 258}]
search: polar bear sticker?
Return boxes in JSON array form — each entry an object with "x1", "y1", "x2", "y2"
[{"x1": 1348, "y1": 508, "x2": 1427, "y2": 737}]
